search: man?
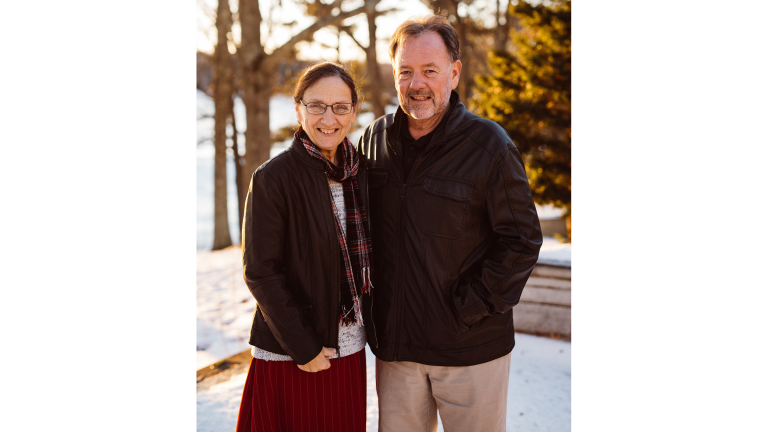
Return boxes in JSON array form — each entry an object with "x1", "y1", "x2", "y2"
[{"x1": 357, "y1": 14, "x2": 543, "y2": 432}]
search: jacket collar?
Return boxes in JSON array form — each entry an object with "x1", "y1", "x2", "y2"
[
  {"x1": 288, "y1": 130, "x2": 328, "y2": 171},
  {"x1": 387, "y1": 91, "x2": 465, "y2": 148}
]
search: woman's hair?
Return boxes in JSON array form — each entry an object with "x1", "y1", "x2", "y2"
[
  {"x1": 388, "y1": 14, "x2": 460, "y2": 63},
  {"x1": 293, "y1": 61, "x2": 359, "y2": 107}
]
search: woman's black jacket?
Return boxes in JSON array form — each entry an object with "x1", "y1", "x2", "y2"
[{"x1": 241, "y1": 136, "x2": 368, "y2": 366}]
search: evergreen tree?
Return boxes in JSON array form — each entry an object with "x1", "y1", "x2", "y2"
[{"x1": 473, "y1": 0, "x2": 571, "y2": 235}]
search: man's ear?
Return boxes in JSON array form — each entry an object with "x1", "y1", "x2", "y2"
[
  {"x1": 392, "y1": 67, "x2": 398, "y2": 89},
  {"x1": 450, "y1": 60, "x2": 462, "y2": 90}
]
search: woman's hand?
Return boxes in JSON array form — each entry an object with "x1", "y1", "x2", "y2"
[{"x1": 297, "y1": 347, "x2": 337, "y2": 372}]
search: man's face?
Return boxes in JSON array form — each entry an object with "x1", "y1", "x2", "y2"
[{"x1": 392, "y1": 32, "x2": 461, "y2": 120}]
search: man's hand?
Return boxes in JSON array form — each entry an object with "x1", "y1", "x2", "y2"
[{"x1": 297, "y1": 347, "x2": 337, "y2": 372}]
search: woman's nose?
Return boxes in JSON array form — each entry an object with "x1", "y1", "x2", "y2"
[{"x1": 321, "y1": 108, "x2": 335, "y2": 122}]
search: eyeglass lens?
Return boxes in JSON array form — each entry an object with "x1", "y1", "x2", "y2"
[{"x1": 305, "y1": 102, "x2": 352, "y2": 114}]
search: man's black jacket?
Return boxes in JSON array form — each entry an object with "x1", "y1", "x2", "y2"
[
  {"x1": 241, "y1": 136, "x2": 369, "y2": 366},
  {"x1": 357, "y1": 92, "x2": 542, "y2": 366}
]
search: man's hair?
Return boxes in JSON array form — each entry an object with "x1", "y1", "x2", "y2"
[
  {"x1": 388, "y1": 14, "x2": 460, "y2": 63},
  {"x1": 293, "y1": 61, "x2": 359, "y2": 107}
]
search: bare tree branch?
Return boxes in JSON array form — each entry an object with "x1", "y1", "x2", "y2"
[
  {"x1": 268, "y1": 4, "x2": 367, "y2": 61},
  {"x1": 340, "y1": 27, "x2": 366, "y2": 51},
  {"x1": 198, "y1": 0, "x2": 216, "y2": 21},
  {"x1": 373, "y1": 7, "x2": 400, "y2": 17},
  {"x1": 264, "y1": 0, "x2": 277, "y2": 49}
]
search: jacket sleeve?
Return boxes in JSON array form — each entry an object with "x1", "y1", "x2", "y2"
[
  {"x1": 450, "y1": 144, "x2": 543, "y2": 332},
  {"x1": 242, "y1": 170, "x2": 323, "y2": 365}
]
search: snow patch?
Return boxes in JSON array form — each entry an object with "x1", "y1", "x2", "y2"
[
  {"x1": 539, "y1": 236, "x2": 572, "y2": 264},
  {"x1": 536, "y1": 203, "x2": 566, "y2": 220}
]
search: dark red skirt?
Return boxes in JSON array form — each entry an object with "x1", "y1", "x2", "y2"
[{"x1": 235, "y1": 350, "x2": 366, "y2": 432}]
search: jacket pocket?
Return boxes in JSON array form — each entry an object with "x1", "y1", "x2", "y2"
[
  {"x1": 252, "y1": 304, "x2": 271, "y2": 333},
  {"x1": 418, "y1": 175, "x2": 473, "y2": 238},
  {"x1": 421, "y1": 273, "x2": 460, "y2": 349},
  {"x1": 300, "y1": 303, "x2": 313, "y2": 325}
]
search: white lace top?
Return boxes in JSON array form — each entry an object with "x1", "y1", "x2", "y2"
[{"x1": 251, "y1": 178, "x2": 366, "y2": 362}]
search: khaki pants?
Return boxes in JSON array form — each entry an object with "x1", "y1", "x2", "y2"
[{"x1": 376, "y1": 353, "x2": 512, "y2": 432}]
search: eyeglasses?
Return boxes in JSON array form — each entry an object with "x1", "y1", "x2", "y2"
[{"x1": 300, "y1": 100, "x2": 354, "y2": 115}]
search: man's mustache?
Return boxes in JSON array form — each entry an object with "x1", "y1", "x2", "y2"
[{"x1": 406, "y1": 91, "x2": 434, "y2": 98}]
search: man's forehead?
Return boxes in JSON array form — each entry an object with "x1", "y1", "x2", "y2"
[{"x1": 394, "y1": 32, "x2": 451, "y2": 66}]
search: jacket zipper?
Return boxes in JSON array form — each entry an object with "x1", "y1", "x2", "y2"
[
  {"x1": 385, "y1": 132, "x2": 405, "y2": 362},
  {"x1": 364, "y1": 167, "x2": 380, "y2": 349},
  {"x1": 391, "y1": 135, "x2": 439, "y2": 362}
]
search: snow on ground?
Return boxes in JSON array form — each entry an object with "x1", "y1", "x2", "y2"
[
  {"x1": 197, "y1": 246, "x2": 254, "y2": 369},
  {"x1": 535, "y1": 203, "x2": 565, "y2": 220},
  {"x1": 197, "y1": 336, "x2": 570, "y2": 432}
]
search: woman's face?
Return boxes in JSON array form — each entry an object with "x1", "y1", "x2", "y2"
[{"x1": 295, "y1": 76, "x2": 357, "y2": 162}]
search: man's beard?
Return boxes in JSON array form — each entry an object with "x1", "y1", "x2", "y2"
[{"x1": 401, "y1": 85, "x2": 450, "y2": 120}]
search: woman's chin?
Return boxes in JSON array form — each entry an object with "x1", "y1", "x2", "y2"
[{"x1": 316, "y1": 136, "x2": 342, "y2": 149}]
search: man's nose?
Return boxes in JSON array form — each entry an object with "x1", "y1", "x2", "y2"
[{"x1": 410, "y1": 72, "x2": 426, "y2": 89}]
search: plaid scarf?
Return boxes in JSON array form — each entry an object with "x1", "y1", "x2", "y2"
[{"x1": 298, "y1": 129, "x2": 373, "y2": 326}]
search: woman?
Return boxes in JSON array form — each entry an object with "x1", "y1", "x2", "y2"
[{"x1": 236, "y1": 62, "x2": 371, "y2": 432}]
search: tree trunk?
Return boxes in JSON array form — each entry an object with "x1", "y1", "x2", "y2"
[
  {"x1": 494, "y1": 0, "x2": 511, "y2": 51},
  {"x1": 212, "y1": 0, "x2": 234, "y2": 250},
  {"x1": 231, "y1": 108, "x2": 246, "y2": 241},
  {"x1": 244, "y1": 70, "x2": 274, "y2": 178},
  {"x1": 238, "y1": 0, "x2": 262, "y2": 177},
  {"x1": 364, "y1": 0, "x2": 385, "y2": 118},
  {"x1": 240, "y1": 58, "x2": 274, "y2": 178}
]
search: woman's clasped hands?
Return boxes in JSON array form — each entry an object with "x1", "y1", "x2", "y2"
[{"x1": 297, "y1": 347, "x2": 337, "y2": 372}]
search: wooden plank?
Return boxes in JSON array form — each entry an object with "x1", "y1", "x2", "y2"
[
  {"x1": 531, "y1": 263, "x2": 571, "y2": 280},
  {"x1": 514, "y1": 303, "x2": 571, "y2": 339},
  {"x1": 197, "y1": 349, "x2": 252, "y2": 392},
  {"x1": 520, "y1": 286, "x2": 571, "y2": 306},
  {"x1": 525, "y1": 276, "x2": 571, "y2": 291}
]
